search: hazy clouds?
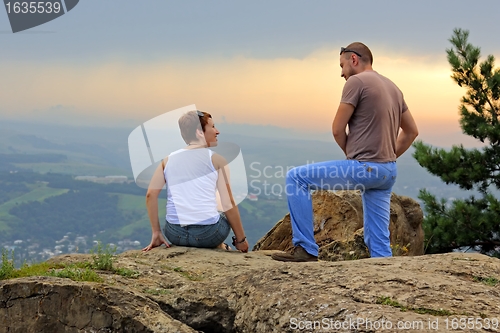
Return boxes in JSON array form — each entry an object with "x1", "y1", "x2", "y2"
[
  {"x1": 0, "y1": 0, "x2": 498, "y2": 149},
  {"x1": 1, "y1": 1, "x2": 499, "y2": 62}
]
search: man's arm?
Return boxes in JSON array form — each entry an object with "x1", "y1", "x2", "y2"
[
  {"x1": 396, "y1": 110, "x2": 419, "y2": 158},
  {"x1": 332, "y1": 102, "x2": 355, "y2": 155}
]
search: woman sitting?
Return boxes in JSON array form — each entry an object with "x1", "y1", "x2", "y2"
[{"x1": 142, "y1": 110, "x2": 249, "y2": 252}]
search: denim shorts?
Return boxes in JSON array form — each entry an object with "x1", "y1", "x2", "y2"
[{"x1": 163, "y1": 213, "x2": 231, "y2": 248}]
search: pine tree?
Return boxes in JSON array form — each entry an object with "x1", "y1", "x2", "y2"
[{"x1": 413, "y1": 28, "x2": 500, "y2": 256}]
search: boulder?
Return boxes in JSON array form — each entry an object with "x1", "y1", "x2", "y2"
[{"x1": 253, "y1": 190, "x2": 424, "y2": 260}]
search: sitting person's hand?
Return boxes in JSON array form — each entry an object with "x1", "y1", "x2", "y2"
[
  {"x1": 142, "y1": 231, "x2": 171, "y2": 252},
  {"x1": 232, "y1": 236, "x2": 249, "y2": 253},
  {"x1": 235, "y1": 240, "x2": 249, "y2": 253}
]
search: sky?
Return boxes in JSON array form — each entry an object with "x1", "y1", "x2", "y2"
[{"x1": 1, "y1": 0, "x2": 499, "y2": 147}]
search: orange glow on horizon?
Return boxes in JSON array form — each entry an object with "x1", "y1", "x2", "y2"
[{"x1": 0, "y1": 48, "x2": 496, "y2": 145}]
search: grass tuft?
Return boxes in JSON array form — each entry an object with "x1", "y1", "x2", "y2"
[
  {"x1": 1, "y1": 248, "x2": 102, "y2": 283},
  {"x1": 114, "y1": 267, "x2": 140, "y2": 278},
  {"x1": 1, "y1": 244, "x2": 138, "y2": 282},
  {"x1": 473, "y1": 276, "x2": 499, "y2": 286},
  {"x1": 90, "y1": 242, "x2": 116, "y2": 271},
  {"x1": 376, "y1": 296, "x2": 452, "y2": 316},
  {"x1": 0, "y1": 249, "x2": 16, "y2": 280},
  {"x1": 391, "y1": 243, "x2": 410, "y2": 256},
  {"x1": 48, "y1": 266, "x2": 103, "y2": 282},
  {"x1": 172, "y1": 266, "x2": 204, "y2": 281},
  {"x1": 377, "y1": 296, "x2": 407, "y2": 311}
]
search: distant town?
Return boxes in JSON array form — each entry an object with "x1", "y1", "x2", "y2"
[
  {"x1": 74, "y1": 175, "x2": 130, "y2": 184},
  {"x1": 3, "y1": 233, "x2": 142, "y2": 266}
]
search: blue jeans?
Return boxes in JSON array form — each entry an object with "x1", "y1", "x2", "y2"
[
  {"x1": 164, "y1": 213, "x2": 231, "y2": 248},
  {"x1": 286, "y1": 160, "x2": 397, "y2": 258}
]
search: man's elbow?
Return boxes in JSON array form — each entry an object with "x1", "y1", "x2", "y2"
[
  {"x1": 410, "y1": 127, "x2": 419, "y2": 141},
  {"x1": 332, "y1": 127, "x2": 345, "y2": 139},
  {"x1": 402, "y1": 125, "x2": 419, "y2": 142}
]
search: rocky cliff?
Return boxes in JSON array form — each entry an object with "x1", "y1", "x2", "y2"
[
  {"x1": 1, "y1": 248, "x2": 500, "y2": 333},
  {"x1": 1, "y1": 191, "x2": 499, "y2": 332}
]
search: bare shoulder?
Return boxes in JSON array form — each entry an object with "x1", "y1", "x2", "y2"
[
  {"x1": 211, "y1": 153, "x2": 228, "y2": 170},
  {"x1": 161, "y1": 156, "x2": 169, "y2": 169}
]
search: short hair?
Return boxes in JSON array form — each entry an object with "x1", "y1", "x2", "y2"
[
  {"x1": 343, "y1": 42, "x2": 373, "y2": 65},
  {"x1": 178, "y1": 110, "x2": 212, "y2": 144}
]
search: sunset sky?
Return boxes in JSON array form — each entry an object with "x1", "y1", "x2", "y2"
[{"x1": 1, "y1": 0, "x2": 499, "y2": 147}]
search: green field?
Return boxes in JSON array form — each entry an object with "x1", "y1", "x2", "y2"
[
  {"x1": 116, "y1": 193, "x2": 147, "y2": 211},
  {"x1": 116, "y1": 218, "x2": 150, "y2": 239},
  {"x1": 116, "y1": 193, "x2": 166, "y2": 215},
  {"x1": 0, "y1": 183, "x2": 69, "y2": 232},
  {"x1": 13, "y1": 162, "x2": 129, "y2": 177},
  {"x1": 239, "y1": 200, "x2": 257, "y2": 214},
  {"x1": 115, "y1": 193, "x2": 165, "y2": 239}
]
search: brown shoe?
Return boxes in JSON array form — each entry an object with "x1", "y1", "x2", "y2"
[{"x1": 271, "y1": 246, "x2": 318, "y2": 262}]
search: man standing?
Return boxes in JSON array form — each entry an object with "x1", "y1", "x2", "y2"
[{"x1": 272, "y1": 42, "x2": 419, "y2": 262}]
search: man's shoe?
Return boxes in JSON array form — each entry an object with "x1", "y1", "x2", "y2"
[{"x1": 271, "y1": 246, "x2": 318, "y2": 262}]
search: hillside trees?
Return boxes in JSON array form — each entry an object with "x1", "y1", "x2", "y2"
[
  {"x1": 413, "y1": 29, "x2": 500, "y2": 256},
  {"x1": 9, "y1": 189, "x2": 126, "y2": 244}
]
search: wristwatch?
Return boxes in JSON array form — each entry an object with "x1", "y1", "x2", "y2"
[{"x1": 232, "y1": 236, "x2": 246, "y2": 246}]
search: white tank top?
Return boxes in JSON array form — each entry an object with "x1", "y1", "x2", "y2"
[{"x1": 164, "y1": 148, "x2": 219, "y2": 225}]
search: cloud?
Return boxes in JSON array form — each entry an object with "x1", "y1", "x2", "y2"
[{"x1": 0, "y1": 47, "x2": 490, "y2": 134}]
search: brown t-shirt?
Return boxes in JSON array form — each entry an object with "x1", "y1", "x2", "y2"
[{"x1": 340, "y1": 70, "x2": 408, "y2": 162}]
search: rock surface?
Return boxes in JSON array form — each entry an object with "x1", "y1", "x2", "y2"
[
  {"x1": 1, "y1": 248, "x2": 500, "y2": 333},
  {"x1": 253, "y1": 190, "x2": 424, "y2": 260}
]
